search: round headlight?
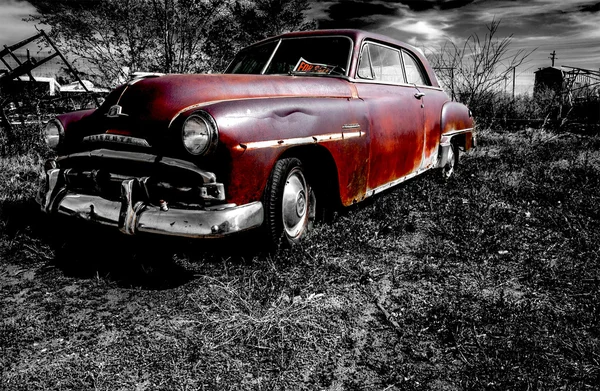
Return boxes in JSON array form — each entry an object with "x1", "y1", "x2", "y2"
[
  {"x1": 181, "y1": 112, "x2": 218, "y2": 155},
  {"x1": 44, "y1": 119, "x2": 64, "y2": 149}
]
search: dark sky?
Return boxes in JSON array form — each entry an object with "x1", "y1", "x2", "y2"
[
  {"x1": 1, "y1": 0, "x2": 598, "y2": 77},
  {"x1": 0, "y1": 0, "x2": 38, "y2": 45},
  {"x1": 307, "y1": 0, "x2": 600, "y2": 71}
]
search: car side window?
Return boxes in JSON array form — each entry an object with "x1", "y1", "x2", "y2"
[
  {"x1": 369, "y1": 44, "x2": 405, "y2": 84},
  {"x1": 402, "y1": 50, "x2": 429, "y2": 86},
  {"x1": 357, "y1": 45, "x2": 373, "y2": 79},
  {"x1": 357, "y1": 43, "x2": 406, "y2": 84}
]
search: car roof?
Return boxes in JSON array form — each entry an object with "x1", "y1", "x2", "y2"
[
  {"x1": 282, "y1": 30, "x2": 420, "y2": 53},
  {"x1": 251, "y1": 29, "x2": 415, "y2": 51}
]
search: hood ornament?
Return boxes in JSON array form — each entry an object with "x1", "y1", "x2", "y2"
[{"x1": 105, "y1": 105, "x2": 128, "y2": 118}]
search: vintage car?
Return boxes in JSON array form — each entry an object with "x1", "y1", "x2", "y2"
[{"x1": 38, "y1": 29, "x2": 475, "y2": 248}]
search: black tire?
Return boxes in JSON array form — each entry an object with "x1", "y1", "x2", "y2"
[
  {"x1": 442, "y1": 141, "x2": 459, "y2": 179},
  {"x1": 263, "y1": 158, "x2": 315, "y2": 248}
]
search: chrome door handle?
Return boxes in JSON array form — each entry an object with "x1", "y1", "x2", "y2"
[{"x1": 414, "y1": 92, "x2": 425, "y2": 99}]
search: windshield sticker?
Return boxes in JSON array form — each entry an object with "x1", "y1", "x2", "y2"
[{"x1": 293, "y1": 57, "x2": 336, "y2": 74}]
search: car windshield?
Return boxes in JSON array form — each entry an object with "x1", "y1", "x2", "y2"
[{"x1": 225, "y1": 36, "x2": 352, "y2": 77}]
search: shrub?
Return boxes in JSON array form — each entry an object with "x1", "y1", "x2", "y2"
[{"x1": 0, "y1": 123, "x2": 49, "y2": 157}]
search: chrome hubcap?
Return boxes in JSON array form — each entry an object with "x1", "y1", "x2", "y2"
[
  {"x1": 296, "y1": 190, "x2": 306, "y2": 217},
  {"x1": 282, "y1": 168, "x2": 309, "y2": 239}
]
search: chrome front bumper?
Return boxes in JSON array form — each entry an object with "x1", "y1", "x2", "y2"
[{"x1": 38, "y1": 168, "x2": 264, "y2": 238}]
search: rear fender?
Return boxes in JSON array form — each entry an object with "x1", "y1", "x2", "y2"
[{"x1": 438, "y1": 101, "x2": 475, "y2": 168}]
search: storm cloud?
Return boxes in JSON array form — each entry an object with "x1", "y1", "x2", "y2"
[{"x1": 309, "y1": 0, "x2": 600, "y2": 70}]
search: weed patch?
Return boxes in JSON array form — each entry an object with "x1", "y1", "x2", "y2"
[{"x1": 1, "y1": 128, "x2": 599, "y2": 389}]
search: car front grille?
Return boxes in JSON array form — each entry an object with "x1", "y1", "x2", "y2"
[{"x1": 55, "y1": 149, "x2": 225, "y2": 208}]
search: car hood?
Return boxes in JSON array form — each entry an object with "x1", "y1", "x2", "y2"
[{"x1": 97, "y1": 73, "x2": 354, "y2": 132}]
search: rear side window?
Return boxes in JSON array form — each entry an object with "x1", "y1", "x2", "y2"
[
  {"x1": 369, "y1": 45, "x2": 405, "y2": 84},
  {"x1": 358, "y1": 43, "x2": 405, "y2": 83},
  {"x1": 402, "y1": 50, "x2": 429, "y2": 86},
  {"x1": 357, "y1": 42, "x2": 431, "y2": 87}
]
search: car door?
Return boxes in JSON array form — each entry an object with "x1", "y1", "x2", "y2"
[
  {"x1": 401, "y1": 48, "x2": 447, "y2": 170},
  {"x1": 353, "y1": 42, "x2": 426, "y2": 193}
]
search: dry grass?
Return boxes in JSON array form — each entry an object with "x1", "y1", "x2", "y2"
[{"x1": 1, "y1": 127, "x2": 599, "y2": 390}]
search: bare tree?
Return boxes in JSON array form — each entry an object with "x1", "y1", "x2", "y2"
[
  {"x1": 28, "y1": 0, "x2": 314, "y2": 87},
  {"x1": 429, "y1": 20, "x2": 535, "y2": 124}
]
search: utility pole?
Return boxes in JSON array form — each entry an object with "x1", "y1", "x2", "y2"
[
  {"x1": 512, "y1": 67, "x2": 516, "y2": 99},
  {"x1": 549, "y1": 51, "x2": 557, "y2": 67}
]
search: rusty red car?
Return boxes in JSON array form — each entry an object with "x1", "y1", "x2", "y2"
[{"x1": 38, "y1": 29, "x2": 475, "y2": 248}]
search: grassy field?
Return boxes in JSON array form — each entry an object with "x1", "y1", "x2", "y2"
[{"x1": 1, "y1": 127, "x2": 599, "y2": 390}]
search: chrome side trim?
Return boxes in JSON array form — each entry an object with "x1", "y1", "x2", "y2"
[
  {"x1": 441, "y1": 127, "x2": 474, "y2": 139},
  {"x1": 236, "y1": 130, "x2": 364, "y2": 151},
  {"x1": 366, "y1": 166, "x2": 432, "y2": 197}
]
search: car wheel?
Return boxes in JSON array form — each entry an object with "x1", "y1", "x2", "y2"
[
  {"x1": 442, "y1": 142, "x2": 459, "y2": 179},
  {"x1": 264, "y1": 158, "x2": 315, "y2": 247}
]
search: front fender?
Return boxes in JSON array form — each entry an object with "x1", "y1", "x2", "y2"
[
  {"x1": 56, "y1": 109, "x2": 97, "y2": 133},
  {"x1": 200, "y1": 96, "x2": 370, "y2": 206}
]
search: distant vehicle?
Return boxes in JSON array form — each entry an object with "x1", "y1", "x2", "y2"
[{"x1": 37, "y1": 29, "x2": 475, "y2": 248}]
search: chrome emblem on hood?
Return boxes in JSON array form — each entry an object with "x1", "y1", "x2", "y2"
[{"x1": 106, "y1": 105, "x2": 128, "y2": 118}]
